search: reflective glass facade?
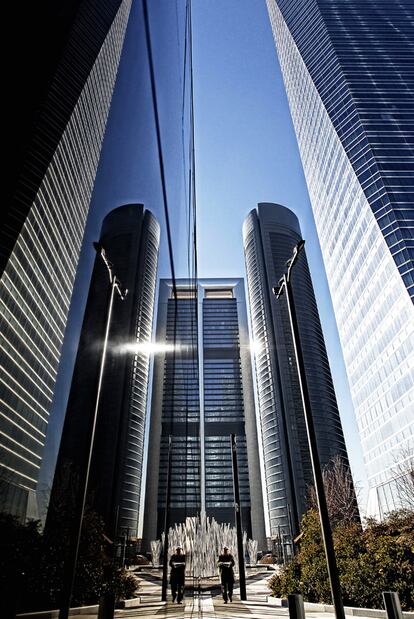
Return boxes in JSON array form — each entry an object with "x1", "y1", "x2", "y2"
[
  {"x1": 203, "y1": 298, "x2": 250, "y2": 517},
  {"x1": 158, "y1": 296, "x2": 201, "y2": 516},
  {"x1": 243, "y1": 203, "x2": 351, "y2": 538},
  {"x1": 143, "y1": 279, "x2": 266, "y2": 549},
  {"x1": 267, "y1": 0, "x2": 414, "y2": 516},
  {"x1": 47, "y1": 205, "x2": 159, "y2": 539},
  {"x1": 0, "y1": 0, "x2": 131, "y2": 521}
]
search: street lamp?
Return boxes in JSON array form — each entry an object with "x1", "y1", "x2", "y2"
[
  {"x1": 161, "y1": 435, "x2": 172, "y2": 602},
  {"x1": 59, "y1": 242, "x2": 127, "y2": 619},
  {"x1": 272, "y1": 239, "x2": 345, "y2": 619},
  {"x1": 231, "y1": 433, "x2": 247, "y2": 601}
]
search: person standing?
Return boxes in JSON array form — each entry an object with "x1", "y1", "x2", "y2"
[
  {"x1": 169, "y1": 546, "x2": 186, "y2": 603},
  {"x1": 218, "y1": 546, "x2": 235, "y2": 603}
]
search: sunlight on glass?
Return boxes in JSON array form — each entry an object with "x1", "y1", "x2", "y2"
[
  {"x1": 249, "y1": 340, "x2": 263, "y2": 355},
  {"x1": 128, "y1": 342, "x2": 177, "y2": 355}
]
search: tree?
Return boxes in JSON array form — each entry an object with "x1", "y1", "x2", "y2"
[
  {"x1": 308, "y1": 455, "x2": 360, "y2": 526},
  {"x1": 0, "y1": 513, "x2": 43, "y2": 618},
  {"x1": 268, "y1": 509, "x2": 414, "y2": 611},
  {"x1": 0, "y1": 509, "x2": 137, "y2": 617},
  {"x1": 392, "y1": 447, "x2": 414, "y2": 510}
]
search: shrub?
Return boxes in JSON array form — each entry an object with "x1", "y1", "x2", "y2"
[
  {"x1": 110, "y1": 569, "x2": 138, "y2": 601},
  {"x1": 268, "y1": 509, "x2": 414, "y2": 611},
  {"x1": 0, "y1": 509, "x2": 139, "y2": 616},
  {"x1": 268, "y1": 562, "x2": 301, "y2": 597}
]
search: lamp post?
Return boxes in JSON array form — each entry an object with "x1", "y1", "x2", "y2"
[
  {"x1": 161, "y1": 435, "x2": 172, "y2": 602},
  {"x1": 230, "y1": 433, "x2": 247, "y2": 601},
  {"x1": 59, "y1": 242, "x2": 127, "y2": 619},
  {"x1": 272, "y1": 240, "x2": 345, "y2": 619}
]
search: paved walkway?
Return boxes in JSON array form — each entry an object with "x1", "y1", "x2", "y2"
[
  {"x1": 116, "y1": 569, "x2": 292, "y2": 618},
  {"x1": 41, "y1": 568, "x2": 403, "y2": 619},
  {"x1": 116, "y1": 568, "x2": 284, "y2": 618}
]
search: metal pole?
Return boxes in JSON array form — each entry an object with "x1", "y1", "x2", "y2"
[
  {"x1": 288, "y1": 593, "x2": 305, "y2": 619},
  {"x1": 287, "y1": 502, "x2": 295, "y2": 557},
  {"x1": 230, "y1": 433, "x2": 247, "y2": 601},
  {"x1": 280, "y1": 270, "x2": 345, "y2": 619},
  {"x1": 59, "y1": 276, "x2": 118, "y2": 619},
  {"x1": 97, "y1": 503, "x2": 120, "y2": 619},
  {"x1": 383, "y1": 592, "x2": 403, "y2": 619},
  {"x1": 161, "y1": 436, "x2": 172, "y2": 601},
  {"x1": 277, "y1": 525, "x2": 284, "y2": 565},
  {"x1": 121, "y1": 531, "x2": 127, "y2": 568}
]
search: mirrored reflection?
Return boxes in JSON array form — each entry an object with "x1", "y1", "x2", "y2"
[
  {"x1": 1, "y1": 0, "x2": 203, "y2": 613},
  {"x1": 36, "y1": 0, "x2": 198, "y2": 526}
]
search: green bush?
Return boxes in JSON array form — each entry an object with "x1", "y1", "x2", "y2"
[
  {"x1": 108, "y1": 568, "x2": 138, "y2": 601},
  {"x1": 268, "y1": 509, "x2": 414, "y2": 611},
  {"x1": 0, "y1": 509, "x2": 139, "y2": 616},
  {"x1": 0, "y1": 513, "x2": 43, "y2": 617},
  {"x1": 268, "y1": 561, "x2": 301, "y2": 597}
]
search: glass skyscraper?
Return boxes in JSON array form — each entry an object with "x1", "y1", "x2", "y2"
[
  {"x1": 266, "y1": 0, "x2": 414, "y2": 516},
  {"x1": 243, "y1": 203, "x2": 352, "y2": 543},
  {"x1": 143, "y1": 279, "x2": 266, "y2": 550},
  {"x1": 0, "y1": 0, "x2": 132, "y2": 520},
  {"x1": 47, "y1": 204, "x2": 159, "y2": 540}
]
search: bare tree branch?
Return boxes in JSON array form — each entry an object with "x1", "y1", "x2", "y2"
[
  {"x1": 392, "y1": 446, "x2": 414, "y2": 510},
  {"x1": 308, "y1": 455, "x2": 360, "y2": 526}
]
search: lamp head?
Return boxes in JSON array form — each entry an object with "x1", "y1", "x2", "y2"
[
  {"x1": 114, "y1": 278, "x2": 128, "y2": 300},
  {"x1": 272, "y1": 277, "x2": 285, "y2": 298},
  {"x1": 292, "y1": 239, "x2": 305, "y2": 261}
]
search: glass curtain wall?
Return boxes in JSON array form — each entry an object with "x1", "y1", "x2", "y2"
[
  {"x1": 0, "y1": 0, "x2": 133, "y2": 522},
  {"x1": 266, "y1": 0, "x2": 414, "y2": 517}
]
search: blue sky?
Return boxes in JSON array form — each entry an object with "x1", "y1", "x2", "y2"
[{"x1": 40, "y1": 0, "x2": 369, "y2": 517}]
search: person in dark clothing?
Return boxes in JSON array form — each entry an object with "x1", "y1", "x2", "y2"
[
  {"x1": 217, "y1": 546, "x2": 235, "y2": 603},
  {"x1": 169, "y1": 546, "x2": 186, "y2": 603}
]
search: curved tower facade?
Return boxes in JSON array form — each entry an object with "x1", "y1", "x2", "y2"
[
  {"x1": 47, "y1": 204, "x2": 160, "y2": 539},
  {"x1": 243, "y1": 202, "x2": 351, "y2": 543}
]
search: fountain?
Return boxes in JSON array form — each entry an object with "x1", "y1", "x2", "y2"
[
  {"x1": 151, "y1": 513, "x2": 258, "y2": 578},
  {"x1": 247, "y1": 538, "x2": 258, "y2": 565},
  {"x1": 150, "y1": 539, "x2": 162, "y2": 567}
]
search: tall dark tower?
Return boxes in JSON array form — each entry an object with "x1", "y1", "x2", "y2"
[
  {"x1": 2, "y1": 0, "x2": 131, "y2": 269},
  {"x1": 266, "y1": 0, "x2": 414, "y2": 517},
  {"x1": 143, "y1": 279, "x2": 266, "y2": 550},
  {"x1": 0, "y1": 0, "x2": 132, "y2": 520},
  {"x1": 47, "y1": 204, "x2": 159, "y2": 539},
  {"x1": 243, "y1": 203, "x2": 351, "y2": 544}
]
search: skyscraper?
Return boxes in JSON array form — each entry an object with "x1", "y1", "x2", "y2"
[
  {"x1": 47, "y1": 204, "x2": 159, "y2": 539},
  {"x1": 266, "y1": 0, "x2": 414, "y2": 516},
  {"x1": 0, "y1": 0, "x2": 132, "y2": 520},
  {"x1": 143, "y1": 279, "x2": 266, "y2": 550},
  {"x1": 243, "y1": 203, "x2": 351, "y2": 542}
]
